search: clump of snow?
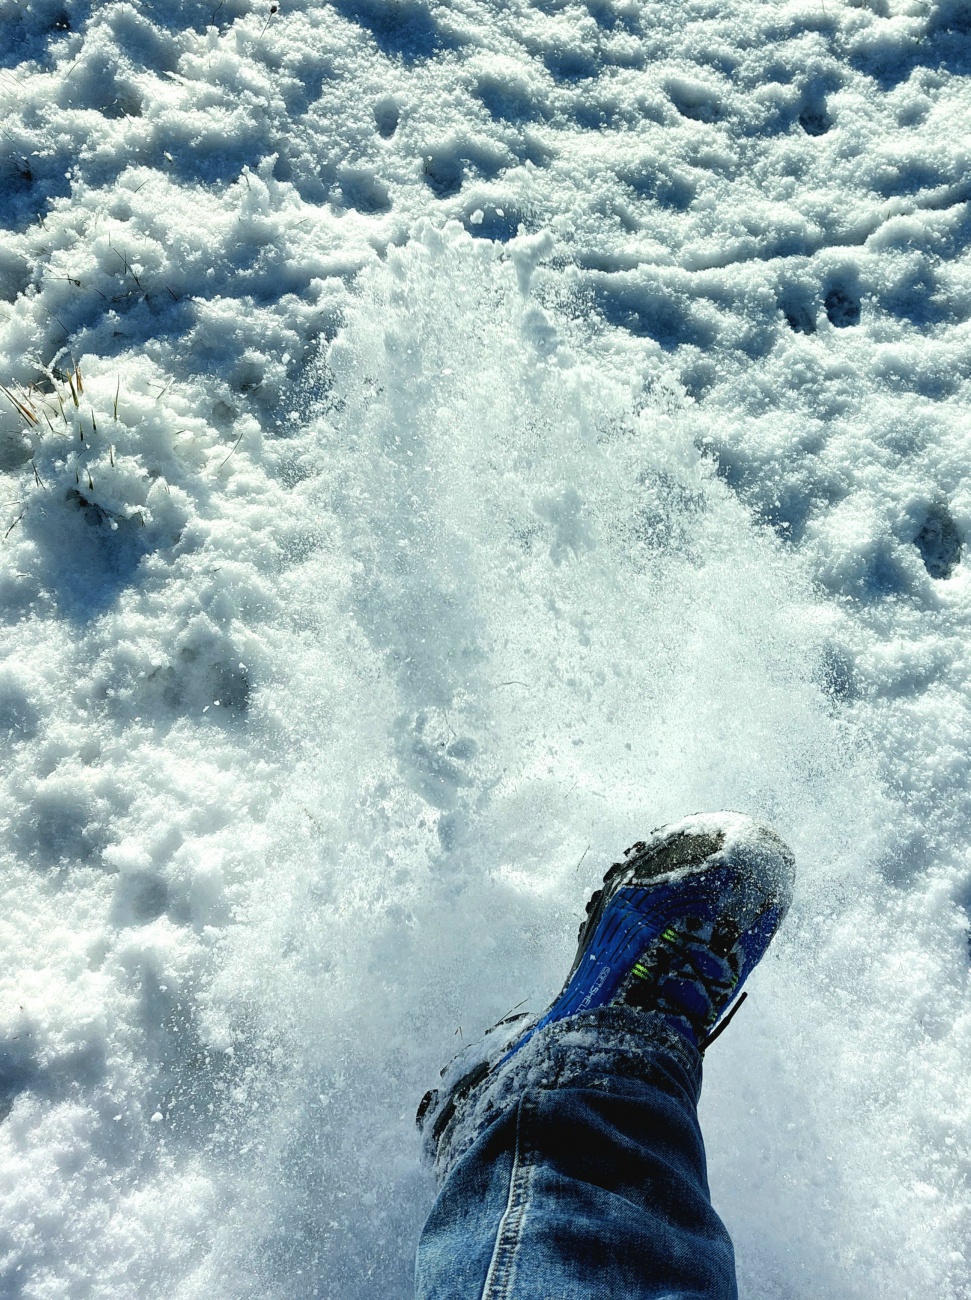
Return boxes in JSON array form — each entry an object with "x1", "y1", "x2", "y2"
[{"x1": 1, "y1": 0, "x2": 970, "y2": 1295}]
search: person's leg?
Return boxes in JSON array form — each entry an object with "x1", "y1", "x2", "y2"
[
  {"x1": 415, "y1": 813, "x2": 795, "y2": 1300},
  {"x1": 416, "y1": 1007, "x2": 735, "y2": 1300}
]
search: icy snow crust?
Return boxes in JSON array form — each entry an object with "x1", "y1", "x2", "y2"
[{"x1": 0, "y1": 0, "x2": 970, "y2": 1293}]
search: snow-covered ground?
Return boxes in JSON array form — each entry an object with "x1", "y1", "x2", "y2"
[{"x1": 1, "y1": 0, "x2": 970, "y2": 1294}]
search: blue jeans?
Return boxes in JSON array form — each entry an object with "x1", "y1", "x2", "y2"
[{"x1": 416, "y1": 1006, "x2": 737, "y2": 1300}]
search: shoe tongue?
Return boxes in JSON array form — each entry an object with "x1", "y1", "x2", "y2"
[
  {"x1": 660, "y1": 974, "x2": 711, "y2": 1021},
  {"x1": 660, "y1": 1013, "x2": 701, "y2": 1048},
  {"x1": 619, "y1": 928, "x2": 735, "y2": 1040}
]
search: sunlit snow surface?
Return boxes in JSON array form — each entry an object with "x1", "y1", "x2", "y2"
[{"x1": 1, "y1": 0, "x2": 970, "y2": 1294}]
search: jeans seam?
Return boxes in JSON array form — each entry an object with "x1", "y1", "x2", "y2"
[{"x1": 479, "y1": 1093, "x2": 534, "y2": 1300}]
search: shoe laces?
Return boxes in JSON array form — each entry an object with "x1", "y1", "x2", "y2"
[{"x1": 620, "y1": 915, "x2": 742, "y2": 1040}]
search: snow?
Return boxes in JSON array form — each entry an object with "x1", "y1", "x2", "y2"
[{"x1": 0, "y1": 0, "x2": 970, "y2": 1293}]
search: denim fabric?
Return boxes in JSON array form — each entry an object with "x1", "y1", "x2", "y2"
[{"x1": 415, "y1": 1008, "x2": 737, "y2": 1300}]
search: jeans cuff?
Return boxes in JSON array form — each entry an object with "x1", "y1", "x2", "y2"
[{"x1": 435, "y1": 1006, "x2": 701, "y2": 1181}]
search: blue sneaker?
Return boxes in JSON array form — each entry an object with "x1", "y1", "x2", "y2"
[{"x1": 418, "y1": 812, "x2": 795, "y2": 1155}]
